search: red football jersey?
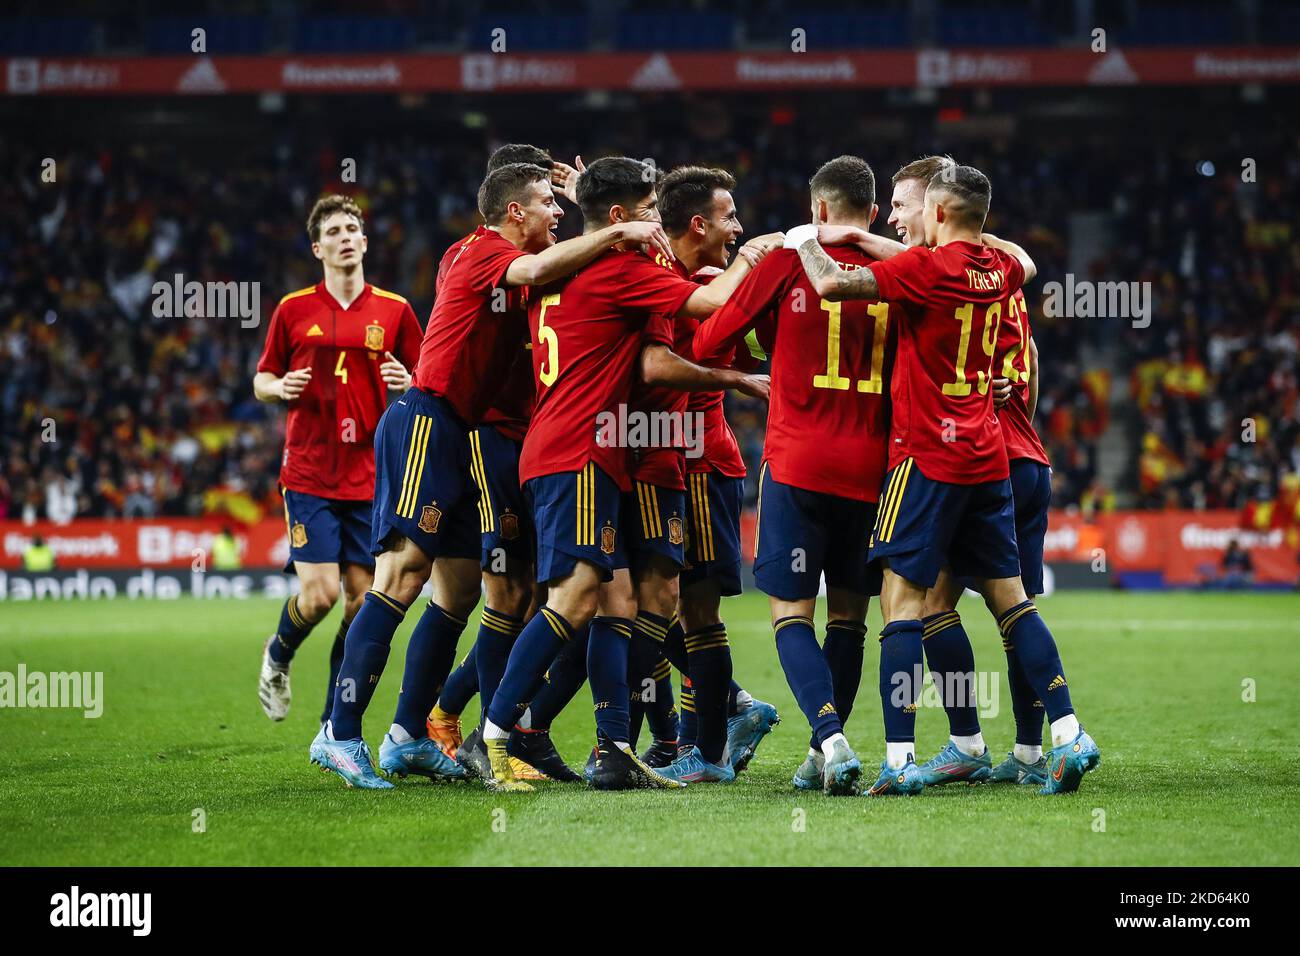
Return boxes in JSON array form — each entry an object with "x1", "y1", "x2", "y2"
[
  {"x1": 436, "y1": 232, "x2": 533, "y2": 439},
  {"x1": 694, "y1": 247, "x2": 893, "y2": 503},
  {"x1": 869, "y1": 240, "x2": 1026, "y2": 484},
  {"x1": 257, "y1": 282, "x2": 423, "y2": 500},
  {"x1": 518, "y1": 249, "x2": 697, "y2": 491},
  {"x1": 666, "y1": 258, "x2": 748, "y2": 479},
  {"x1": 411, "y1": 226, "x2": 529, "y2": 426},
  {"x1": 626, "y1": 254, "x2": 709, "y2": 490},
  {"x1": 996, "y1": 289, "x2": 1050, "y2": 466}
]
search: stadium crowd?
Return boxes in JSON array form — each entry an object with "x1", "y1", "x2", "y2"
[{"x1": 2, "y1": 105, "x2": 1296, "y2": 530}]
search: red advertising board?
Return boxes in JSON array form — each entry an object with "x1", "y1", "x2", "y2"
[
  {"x1": 4, "y1": 47, "x2": 1300, "y2": 97},
  {"x1": 3, "y1": 510, "x2": 1295, "y2": 585},
  {"x1": 1, "y1": 519, "x2": 289, "y2": 570}
]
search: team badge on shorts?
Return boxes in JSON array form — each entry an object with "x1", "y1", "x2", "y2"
[
  {"x1": 290, "y1": 522, "x2": 307, "y2": 548},
  {"x1": 419, "y1": 503, "x2": 442, "y2": 534},
  {"x1": 364, "y1": 324, "x2": 385, "y2": 351},
  {"x1": 600, "y1": 524, "x2": 617, "y2": 555},
  {"x1": 668, "y1": 516, "x2": 684, "y2": 546},
  {"x1": 499, "y1": 511, "x2": 520, "y2": 541}
]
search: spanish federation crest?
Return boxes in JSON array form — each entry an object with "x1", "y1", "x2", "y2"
[
  {"x1": 290, "y1": 522, "x2": 308, "y2": 548},
  {"x1": 364, "y1": 324, "x2": 385, "y2": 351},
  {"x1": 499, "y1": 511, "x2": 520, "y2": 541},
  {"x1": 419, "y1": 503, "x2": 442, "y2": 534},
  {"x1": 600, "y1": 524, "x2": 617, "y2": 555},
  {"x1": 667, "y1": 516, "x2": 684, "y2": 546}
]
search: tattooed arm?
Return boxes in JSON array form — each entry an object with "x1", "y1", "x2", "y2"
[{"x1": 786, "y1": 225, "x2": 880, "y2": 302}]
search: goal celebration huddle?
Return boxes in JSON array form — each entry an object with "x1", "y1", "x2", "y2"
[{"x1": 253, "y1": 143, "x2": 1100, "y2": 799}]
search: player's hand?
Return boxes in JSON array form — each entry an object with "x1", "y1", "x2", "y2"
[
  {"x1": 278, "y1": 367, "x2": 312, "y2": 401},
  {"x1": 380, "y1": 352, "x2": 411, "y2": 392},
  {"x1": 552, "y1": 156, "x2": 585, "y2": 205},
  {"x1": 737, "y1": 232, "x2": 784, "y2": 267},
  {"x1": 694, "y1": 265, "x2": 724, "y2": 277},
  {"x1": 991, "y1": 377, "x2": 1012, "y2": 408},
  {"x1": 818, "y1": 224, "x2": 867, "y2": 247},
  {"x1": 735, "y1": 373, "x2": 770, "y2": 401},
  {"x1": 620, "y1": 221, "x2": 674, "y2": 262}
]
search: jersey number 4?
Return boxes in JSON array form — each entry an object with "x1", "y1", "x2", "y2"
[{"x1": 812, "y1": 300, "x2": 888, "y2": 393}]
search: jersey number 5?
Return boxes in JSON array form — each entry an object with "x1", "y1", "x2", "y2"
[
  {"x1": 537, "y1": 293, "x2": 561, "y2": 387},
  {"x1": 812, "y1": 300, "x2": 888, "y2": 393}
]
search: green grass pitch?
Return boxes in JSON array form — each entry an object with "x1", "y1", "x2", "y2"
[{"x1": 1, "y1": 590, "x2": 1297, "y2": 866}]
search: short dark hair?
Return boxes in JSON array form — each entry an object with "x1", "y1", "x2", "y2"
[
  {"x1": 926, "y1": 164, "x2": 992, "y2": 229},
  {"x1": 809, "y1": 156, "x2": 875, "y2": 214},
  {"x1": 486, "y1": 143, "x2": 553, "y2": 174},
  {"x1": 892, "y1": 155, "x2": 956, "y2": 186},
  {"x1": 477, "y1": 163, "x2": 550, "y2": 226},
  {"x1": 657, "y1": 165, "x2": 736, "y2": 236},
  {"x1": 576, "y1": 157, "x2": 658, "y2": 224},
  {"x1": 306, "y1": 194, "x2": 364, "y2": 243}
]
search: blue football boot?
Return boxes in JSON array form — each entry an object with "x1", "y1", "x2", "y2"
[
  {"x1": 309, "y1": 725, "x2": 393, "y2": 790},
  {"x1": 792, "y1": 750, "x2": 825, "y2": 791},
  {"x1": 378, "y1": 733, "x2": 466, "y2": 782},
  {"x1": 865, "y1": 759, "x2": 925, "y2": 796},
  {"x1": 916, "y1": 740, "x2": 993, "y2": 786},
  {"x1": 726, "y1": 699, "x2": 780, "y2": 773},
  {"x1": 1039, "y1": 727, "x2": 1100, "y2": 795},
  {"x1": 821, "y1": 738, "x2": 861, "y2": 796},
  {"x1": 989, "y1": 752, "x2": 1049, "y2": 786},
  {"x1": 653, "y1": 746, "x2": 735, "y2": 784}
]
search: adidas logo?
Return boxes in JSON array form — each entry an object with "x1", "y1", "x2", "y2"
[
  {"x1": 1047, "y1": 674, "x2": 1067, "y2": 691},
  {"x1": 816, "y1": 702, "x2": 837, "y2": 718},
  {"x1": 177, "y1": 57, "x2": 226, "y2": 93},
  {"x1": 630, "y1": 53, "x2": 681, "y2": 90},
  {"x1": 306, "y1": 324, "x2": 324, "y2": 337},
  {"x1": 1087, "y1": 50, "x2": 1137, "y2": 86}
]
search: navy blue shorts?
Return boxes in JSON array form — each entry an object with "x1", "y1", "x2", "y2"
[
  {"x1": 469, "y1": 426, "x2": 534, "y2": 575},
  {"x1": 681, "y1": 471, "x2": 744, "y2": 596},
  {"x1": 281, "y1": 489, "x2": 374, "y2": 572},
  {"x1": 370, "y1": 388, "x2": 480, "y2": 563},
  {"x1": 1009, "y1": 458, "x2": 1051, "y2": 595},
  {"x1": 527, "y1": 461, "x2": 625, "y2": 585},
  {"x1": 870, "y1": 457, "x2": 1020, "y2": 589},
  {"x1": 753, "y1": 463, "x2": 882, "y2": 601},
  {"x1": 623, "y1": 480, "x2": 687, "y2": 572}
]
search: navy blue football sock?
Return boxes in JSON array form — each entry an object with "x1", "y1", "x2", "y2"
[
  {"x1": 663, "y1": 616, "x2": 689, "y2": 673},
  {"x1": 525, "y1": 623, "x2": 589, "y2": 730},
  {"x1": 677, "y1": 676, "x2": 698, "y2": 748},
  {"x1": 588, "y1": 616, "x2": 633, "y2": 743},
  {"x1": 878, "y1": 619, "x2": 924, "y2": 744},
  {"x1": 998, "y1": 601, "x2": 1074, "y2": 722},
  {"x1": 685, "y1": 623, "x2": 732, "y2": 764},
  {"x1": 646, "y1": 653, "x2": 678, "y2": 742},
  {"x1": 437, "y1": 644, "x2": 479, "y2": 717},
  {"x1": 328, "y1": 590, "x2": 407, "y2": 740},
  {"x1": 823, "y1": 619, "x2": 867, "y2": 724},
  {"x1": 485, "y1": 606, "x2": 572, "y2": 731},
  {"x1": 774, "y1": 616, "x2": 842, "y2": 745},
  {"x1": 473, "y1": 607, "x2": 525, "y2": 729},
  {"x1": 319, "y1": 615, "x2": 350, "y2": 725},
  {"x1": 1003, "y1": 640, "x2": 1045, "y2": 747},
  {"x1": 631, "y1": 613, "x2": 677, "y2": 742},
  {"x1": 392, "y1": 603, "x2": 469, "y2": 739},
  {"x1": 269, "y1": 595, "x2": 315, "y2": 665},
  {"x1": 921, "y1": 611, "x2": 981, "y2": 737}
]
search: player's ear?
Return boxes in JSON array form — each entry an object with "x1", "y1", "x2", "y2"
[
  {"x1": 817, "y1": 199, "x2": 829, "y2": 224},
  {"x1": 692, "y1": 214, "x2": 707, "y2": 237},
  {"x1": 609, "y1": 204, "x2": 626, "y2": 225},
  {"x1": 868, "y1": 203, "x2": 879, "y2": 228},
  {"x1": 311, "y1": 241, "x2": 323, "y2": 262}
]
